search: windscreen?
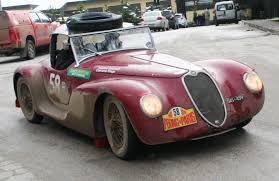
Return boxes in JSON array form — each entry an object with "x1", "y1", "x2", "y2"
[
  {"x1": 71, "y1": 27, "x2": 155, "y2": 63},
  {"x1": 217, "y1": 4, "x2": 234, "y2": 11}
]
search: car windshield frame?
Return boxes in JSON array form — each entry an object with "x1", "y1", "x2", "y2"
[{"x1": 69, "y1": 26, "x2": 156, "y2": 66}]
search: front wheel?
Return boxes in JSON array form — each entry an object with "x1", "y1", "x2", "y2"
[
  {"x1": 103, "y1": 96, "x2": 139, "y2": 160},
  {"x1": 17, "y1": 77, "x2": 43, "y2": 123}
]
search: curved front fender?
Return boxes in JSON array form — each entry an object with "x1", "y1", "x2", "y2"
[
  {"x1": 196, "y1": 59, "x2": 265, "y2": 124},
  {"x1": 76, "y1": 79, "x2": 157, "y2": 141}
]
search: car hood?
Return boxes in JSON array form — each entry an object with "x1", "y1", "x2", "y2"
[{"x1": 89, "y1": 50, "x2": 201, "y2": 78}]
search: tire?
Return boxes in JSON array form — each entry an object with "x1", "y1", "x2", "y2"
[
  {"x1": 166, "y1": 24, "x2": 170, "y2": 31},
  {"x1": 17, "y1": 77, "x2": 43, "y2": 124},
  {"x1": 103, "y1": 96, "x2": 139, "y2": 160},
  {"x1": 66, "y1": 12, "x2": 123, "y2": 33},
  {"x1": 236, "y1": 119, "x2": 252, "y2": 129},
  {"x1": 22, "y1": 40, "x2": 36, "y2": 60},
  {"x1": 163, "y1": 24, "x2": 167, "y2": 31}
]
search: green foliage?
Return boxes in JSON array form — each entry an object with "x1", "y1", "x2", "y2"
[
  {"x1": 121, "y1": 2, "x2": 141, "y2": 25},
  {"x1": 75, "y1": 4, "x2": 88, "y2": 14},
  {"x1": 47, "y1": 7, "x2": 61, "y2": 21}
]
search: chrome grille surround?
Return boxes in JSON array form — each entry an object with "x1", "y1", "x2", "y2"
[{"x1": 181, "y1": 70, "x2": 227, "y2": 128}]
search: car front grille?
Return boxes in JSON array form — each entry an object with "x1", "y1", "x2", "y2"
[{"x1": 183, "y1": 72, "x2": 226, "y2": 127}]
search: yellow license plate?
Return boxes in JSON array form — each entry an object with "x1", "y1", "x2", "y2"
[{"x1": 163, "y1": 107, "x2": 197, "y2": 131}]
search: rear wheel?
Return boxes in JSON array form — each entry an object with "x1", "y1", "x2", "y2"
[
  {"x1": 236, "y1": 119, "x2": 252, "y2": 129},
  {"x1": 103, "y1": 96, "x2": 139, "y2": 160},
  {"x1": 22, "y1": 40, "x2": 36, "y2": 60},
  {"x1": 17, "y1": 77, "x2": 43, "y2": 123}
]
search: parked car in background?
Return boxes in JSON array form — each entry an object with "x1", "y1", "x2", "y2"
[
  {"x1": 141, "y1": 11, "x2": 169, "y2": 31},
  {"x1": 214, "y1": 1, "x2": 240, "y2": 26},
  {"x1": 162, "y1": 10, "x2": 179, "y2": 29},
  {"x1": 0, "y1": 10, "x2": 59, "y2": 59},
  {"x1": 175, "y1": 13, "x2": 188, "y2": 28}
]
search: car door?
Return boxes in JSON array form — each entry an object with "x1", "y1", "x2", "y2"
[
  {"x1": 216, "y1": 4, "x2": 227, "y2": 20},
  {"x1": 44, "y1": 34, "x2": 75, "y2": 105},
  {"x1": 226, "y1": 3, "x2": 236, "y2": 20},
  {"x1": 35, "y1": 12, "x2": 52, "y2": 45},
  {"x1": 28, "y1": 12, "x2": 44, "y2": 46}
]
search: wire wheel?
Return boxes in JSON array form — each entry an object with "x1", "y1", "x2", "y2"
[
  {"x1": 17, "y1": 77, "x2": 43, "y2": 123},
  {"x1": 108, "y1": 103, "x2": 124, "y2": 149},
  {"x1": 103, "y1": 95, "x2": 138, "y2": 159},
  {"x1": 20, "y1": 83, "x2": 33, "y2": 115}
]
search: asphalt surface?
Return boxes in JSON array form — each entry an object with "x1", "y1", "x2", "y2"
[{"x1": 0, "y1": 24, "x2": 279, "y2": 181}]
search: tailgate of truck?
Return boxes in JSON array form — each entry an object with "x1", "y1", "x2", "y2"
[{"x1": 0, "y1": 11, "x2": 11, "y2": 46}]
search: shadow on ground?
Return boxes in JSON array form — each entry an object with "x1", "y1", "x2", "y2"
[
  {"x1": 0, "y1": 47, "x2": 49, "y2": 65},
  {"x1": 24, "y1": 116, "x2": 251, "y2": 162}
]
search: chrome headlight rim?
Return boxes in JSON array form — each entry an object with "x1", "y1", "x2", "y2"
[
  {"x1": 140, "y1": 94, "x2": 163, "y2": 118},
  {"x1": 243, "y1": 71, "x2": 263, "y2": 93}
]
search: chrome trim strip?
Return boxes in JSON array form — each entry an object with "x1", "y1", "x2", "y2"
[
  {"x1": 181, "y1": 71, "x2": 228, "y2": 128},
  {"x1": 190, "y1": 128, "x2": 235, "y2": 140},
  {"x1": 69, "y1": 38, "x2": 80, "y2": 67}
]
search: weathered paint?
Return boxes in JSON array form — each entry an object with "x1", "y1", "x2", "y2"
[{"x1": 13, "y1": 49, "x2": 265, "y2": 145}]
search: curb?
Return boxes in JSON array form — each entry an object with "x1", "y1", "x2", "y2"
[{"x1": 242, "y1": 20, "x2": 279, "y2": 35}]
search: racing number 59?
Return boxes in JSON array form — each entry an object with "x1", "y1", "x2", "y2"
[{"x1": 49, "y1": 73, "x2": 60, "y2": 94}]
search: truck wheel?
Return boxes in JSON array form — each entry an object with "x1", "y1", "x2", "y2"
[
  {"x1": 236, "y1": 119, "x2": 252, "y2": 129},
  {"x1": 103, "y1": 96, "x2": 139, "y2": 160},
  {"x1": 17, "y1": 77, "x2": 43, "y2": 123},
  {"x1": 23, "y1": 40, "x2": 36, "y2": 60}
]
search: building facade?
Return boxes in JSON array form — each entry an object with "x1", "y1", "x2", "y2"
[{"x1": 62, "y1": 0, "x2": 177, "y2": 16}]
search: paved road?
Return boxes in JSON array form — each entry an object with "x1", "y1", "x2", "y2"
[{"x1": 0, "y1": 24, "x2": 279, "y2": 181}]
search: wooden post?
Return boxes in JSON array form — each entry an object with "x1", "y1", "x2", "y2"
[
  {"x1": 171, "y1": 0, "x2": 177, "y2": 13},
  {"x1": 140, "y1": 0, "x2": 146, "y2": 14}
]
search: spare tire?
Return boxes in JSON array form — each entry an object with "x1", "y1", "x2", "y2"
[{"x1": 66, "y1": 12, "x2": 123, "y2": 33}]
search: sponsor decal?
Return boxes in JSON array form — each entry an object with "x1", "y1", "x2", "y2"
[
  {"x1": 226, "y1": 95, "x2": 244, "y2": 104},
  {"x1": 163, "y1": 107, "x2": 198, "y2": 131},
  {"x1": 67, "y1": 68, "x2": 91, "y2": 79},
  {"x1": 96, "y1": 66, "x2": 120, "y2": 74}
]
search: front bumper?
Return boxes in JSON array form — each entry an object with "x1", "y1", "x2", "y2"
[{"x1": 144, "y1": 21, "x2": 164, "y2": 29}]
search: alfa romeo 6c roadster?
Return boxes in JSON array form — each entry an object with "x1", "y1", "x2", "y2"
[{"x1": 13, "y1": 12, "x2": 264, "y2": 159}]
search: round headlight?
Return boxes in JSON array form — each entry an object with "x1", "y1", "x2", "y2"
[
  {"x1": 140, "y1": 94, "x2": 163, "y2": 118},
  {"x1": 243, "y1": 72, "x2": 263, "y2": 93}
]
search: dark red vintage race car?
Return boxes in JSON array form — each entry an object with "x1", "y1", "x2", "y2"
[{"x1": 13, "y1": 24, "x2": 264, "y2": 159}]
